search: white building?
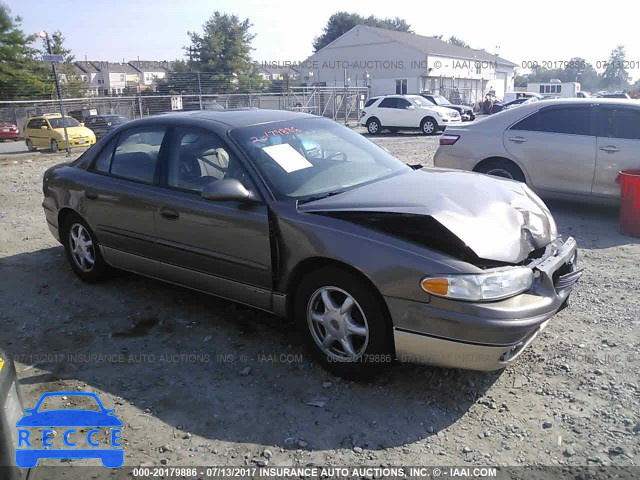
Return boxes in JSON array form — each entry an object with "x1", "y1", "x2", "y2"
[
  {"x1": 129, "y1": 60, "x2": 170, "y2": 90},
  {"x1": 301, "y1": 25, "x2": 517, "y2": 104}
]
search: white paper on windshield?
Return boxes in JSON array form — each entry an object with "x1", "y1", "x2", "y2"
[{"x1": 262, "y1": 143, "x2": 313, "y2": 173}]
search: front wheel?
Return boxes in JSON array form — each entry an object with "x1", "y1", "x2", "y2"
[
  {"x1": 50, "y1": 139, "x2": 59, "y2": 152},
  {"x1": 294, "y1": 267, "x2": 393, "y2": 380},
  {"x1": 420, "y1": 117, "x2": 438, "y2": 135},
  {"x1": 62, "y1": 213, "x2": 110, "y2": 282},
  {"x1": 26, "y1": 139, "x2": 35, "y2": 151}
]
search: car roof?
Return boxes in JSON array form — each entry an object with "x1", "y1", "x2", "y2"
[{"x1": 145, "y1": 109, "x2": 318, "y2": 128}]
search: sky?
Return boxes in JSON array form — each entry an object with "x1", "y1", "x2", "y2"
[{"x1": 6, "y1": 0, "x2": 640, "y2": 80}]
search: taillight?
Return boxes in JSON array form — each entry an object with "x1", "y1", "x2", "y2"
[
  {"x1": 439, "y1": 134, "x2": 460, "y2": 146},
  {"x1": 360, "y1": 110, "x2": 366, "y2": 117}
]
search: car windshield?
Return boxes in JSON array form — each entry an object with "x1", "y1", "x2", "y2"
[
  {"x1": 48, "y1": 117, "x2": 80, "y2": 128},
  {"x1": 411, "y1": 97, "x2": 434, "y2": 107},
  {"x1": 432, "y1": 95, "x2": 452, "y2": 105},
  {"x1": 230, "y1": 118, "x2": 410, "y2": 201},
  {"x1": 104, "y1": 116, "x2": 127, "y2": 125}
]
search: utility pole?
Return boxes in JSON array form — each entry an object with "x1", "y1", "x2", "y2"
[{"x1": 40, "y1": 30, "x2": 71, "y2": 155}]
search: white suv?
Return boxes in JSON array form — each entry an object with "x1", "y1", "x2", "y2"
[{"x1": 360, "y1": 94, "x2": 462, "y2": 135}]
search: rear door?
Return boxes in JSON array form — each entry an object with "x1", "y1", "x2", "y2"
[
  {"x1": 593, "y1": 104, "x2": 640, "y2": 197},
  {"x1": 152, "y1": 126, "x2": 273, "y2": 308},
  {"x1": 82, "y1": 125, "x2": 168, "y2": 261},
  {"x1": 503, "y1": 105, "x2": 596, "y2": 194},
  {"x1": 376, "y1": 97, "x2": 399, "y2": 126}
]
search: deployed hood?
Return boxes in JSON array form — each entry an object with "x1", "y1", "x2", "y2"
[
  {"x1": 425, "y1": 105, "x2": 459, "y2": 116},
  {"x1": 298, "y1": 169, "x2": 557, "y2": 264}
]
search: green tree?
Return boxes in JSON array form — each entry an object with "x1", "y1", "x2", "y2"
[
  {"x1": 313, "y1": 12, "x2": 412, "y2": 52},
  {"x1": 0, "y1": 3, "x2": 48, "y2": 99},
  {"x1": 515, "y1": 57, "x2": 602, "y2": 92},
  {"x1": 601, "y1": 45, "x2": 630, "y2": 90},
  {"x1": 39, "y1": 30, "x2": 87, "y2": 98},
  {"x1": 181, "y1": 12, "x2": 267, "y2": 93},
  {"x1": 447, "y1": 36, "x2": 470, "y2": 48}
]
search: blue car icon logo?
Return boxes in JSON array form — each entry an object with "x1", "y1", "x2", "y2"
[{"x1": 15, "y1": 391, "x2": 123, "y2": 468}]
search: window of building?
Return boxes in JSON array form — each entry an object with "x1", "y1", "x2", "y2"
[{"x1": 395, "y1": 79, "x2": 408, "y2": 95}]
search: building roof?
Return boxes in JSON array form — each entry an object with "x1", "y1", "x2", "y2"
[
  {"x1": 97, "y1": 62, "x2": 140, "y2": 74},
  {"x1": 75, "y1": 61, "x2": 101, "y2": 73},
  {"x1": 328, "y1": 25, "x2": 516, "y2": 67},
  {"x1": 128, "y1": 60, "x2": 172, "y2": 72}
]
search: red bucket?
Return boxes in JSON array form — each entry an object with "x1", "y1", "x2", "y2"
[{"x1": 617, "y1": 169, "x2": 640, "y2": 237}]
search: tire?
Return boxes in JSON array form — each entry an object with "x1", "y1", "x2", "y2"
[
  {"x1": 26, "y1": 139, "x2": 35, "y2": 152},
  {"x1": 474, "y1": 158, "x2": 526, "y2": 182},
  {"x1": 62, "y1": 213, "x2": 110, "y2": 283},
  {"x1": 366, "y1": 117, "x2": 381, "y2": 135},
  {"x1": 420, "y1": 117, "x2": 438, "y2": 135},
  {"x1": 294, "y1": 266, "x2": 393, "y2": 380},
  {"x1": 50, "y1": 139, "x2": 59, "y2": 153}
]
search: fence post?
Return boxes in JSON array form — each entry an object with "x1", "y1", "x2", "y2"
[
  {"x1": 197, "y1": 72, "x2": 203, "y2": 110},
  {"x1": 138, "y1": 95, "x2": 143, "y2": 118}
]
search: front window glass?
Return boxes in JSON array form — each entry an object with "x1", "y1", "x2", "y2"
[
  {"x1": 49, "y1": 117, "x2": 80, "y2": 128},
  {"x1": 230, "y1": 118, "x2": 409, "y2": 200}
]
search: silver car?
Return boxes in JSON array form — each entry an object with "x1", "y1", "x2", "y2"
[{"x1": 434, "y1": 98, "x2": 640, "y2": 200}]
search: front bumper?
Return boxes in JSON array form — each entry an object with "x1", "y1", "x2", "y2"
[
  {"x1": 60, "y1": 137, "x2": 95, "y2": 148},
  {"x1": 389, "y1": 237, "x2": 581, "y2": 370}
]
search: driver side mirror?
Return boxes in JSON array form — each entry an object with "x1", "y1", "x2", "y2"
[
  {"x1": 201, "y1": 178, "x2": 259, "y2": 203},
  {"x1": 406, "y1": 105, "x2": 415, "y2": 110},
  {"x1": 40, "y1": 125, "x2": 49, "y2": 130}
]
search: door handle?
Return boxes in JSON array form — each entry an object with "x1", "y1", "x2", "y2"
[
  {"x1": 159, "y1": 207, "x2": 180, "y2": 220},
  {"x1": 508, "y1": 136, "x2": 527, "y2": 143},
  {"x1": 85, "y1": 191, "x2": 98, "y2": 200},
  {"x1": 599, "y1": 145, "x2": 619, "y2": 153}
]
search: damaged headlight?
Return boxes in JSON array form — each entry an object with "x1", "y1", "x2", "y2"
[{"x1": 421, "y1": 267, "x2": 533, "y2": 301}]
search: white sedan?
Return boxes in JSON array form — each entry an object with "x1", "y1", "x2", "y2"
[{"x1": 361, "y1": 94, "x2": 462, "y2": 135}]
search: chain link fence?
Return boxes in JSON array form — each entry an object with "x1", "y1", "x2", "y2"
[{"x1": 0, "y1": 87, "x2": 370, "y2": 131}]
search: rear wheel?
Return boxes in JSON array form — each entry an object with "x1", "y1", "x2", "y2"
[
  {"x1": 62, "y1": 213, "x2": 110, "y2": 283},
  {"x1": 294, "y1": 267, "x2": 393, "y2": 380},
  {"x1": 366, "y1": 117, "x2": 381, "y2": 135},
  {"x1": 420, "y1": 117, "x2": 438, "y2": 135},
  {"x1": 26, "y1": 139, "x2": 35, "y2": 151},
  {"x1": 50, "y1": 139, "x2": 59, "y2": 153},
  {"x1": 474, "y1": 158, "x2": 526, "y2": 182}
]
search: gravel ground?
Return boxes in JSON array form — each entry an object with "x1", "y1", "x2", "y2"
[{"x1": 0, "y1": 132, "x2": 638, "y2": 476}]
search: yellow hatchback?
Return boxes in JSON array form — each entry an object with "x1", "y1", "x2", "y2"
[{"x1": 24, "y1": 113, "x2": 96, "y2": 152}]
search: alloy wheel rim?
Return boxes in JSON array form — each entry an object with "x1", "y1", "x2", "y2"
[
  {"x1": 69, "y1": 223, "x2": 95, "y2": 272},
  {"x1": 423, "y1": 122, "x2": 435, "y2": 134},
  {"x1": 369, "y1": 122, "x2": 378, "y2": 133},
  {"x1": 307, "y1": 286, "x2": 369, "y2": 361},
  {"x1": 486, "y1": 168, "x2": 513, "y2": 179}
]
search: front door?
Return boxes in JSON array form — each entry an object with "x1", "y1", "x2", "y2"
[
  {"x1": 153, "y1": 126, "x2": 273, "y2": 309},
  {"x1": 592, "y1": 104, "x2": 640, "y2": 197}
]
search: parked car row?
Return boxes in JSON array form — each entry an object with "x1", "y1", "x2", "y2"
[
  {"x1": 23, "y1": 114, "x2": 129, "y2": 152},
  {"x1": 41, "y1": 108, "x2": 581, "y2": 379},
  {"x1": 434, "y1": 98, "x2": 640, "y2": 201}
]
